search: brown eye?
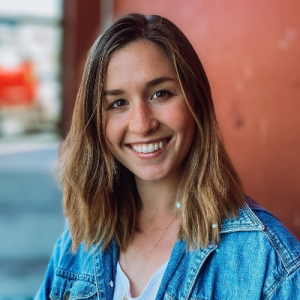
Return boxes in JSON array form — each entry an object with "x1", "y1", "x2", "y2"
[
  {"x1": 111, "y1": 99, "x2": 128, "y2": 109},
  {"x1": 152, "y1": 90, "x2": 171, "y2": 99}
]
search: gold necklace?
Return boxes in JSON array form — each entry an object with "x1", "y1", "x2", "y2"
[
  {"x1": 123, "y1": 216, "x2": 176, "y2": 300},
  {"x1": 143, "y1": 216, "x2": 176, "y2": 260}
]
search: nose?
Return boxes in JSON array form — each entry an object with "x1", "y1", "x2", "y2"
[{"x1": 128, "y1": 101, "x2": 154, "y2": 135}]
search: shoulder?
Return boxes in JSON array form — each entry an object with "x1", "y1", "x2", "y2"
[
  {"x1": 215, "y1": 197, "x2": 300, "y2": 299},
  {"x1": 157, "y1": 198, "x2": 300, "y2": 300},
  {"x1": 35, "y1": 225, "x2": 97, "y2": 300},
  {"x1": 245, "y1": 197, "x2": 300, "y2": 274},
  {"x1": 55, "y1": 226, "x2": 95, "y2": 272}
]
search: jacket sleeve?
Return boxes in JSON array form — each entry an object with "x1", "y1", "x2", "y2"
[
  {"x1": 34, "y1": 225, "x2": 70, "y2": 300},
  {"x1": 268, "y1": 267, "x2": 300, "y2": 300}
]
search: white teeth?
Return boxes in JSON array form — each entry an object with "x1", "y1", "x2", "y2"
[
  {"x1": 131, "y1": 139, "x2": 168, "y2": 153},
  {"x1": 142, "y1": 145, "x2": 148, "y2": 153},
  {"x1": 148, "y1": 144, "x2": 154, "y2": 152}
]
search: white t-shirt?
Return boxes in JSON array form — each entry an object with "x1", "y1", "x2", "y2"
[{"x1": 113, "y1": 260, "x2": 169, "y2": 300}]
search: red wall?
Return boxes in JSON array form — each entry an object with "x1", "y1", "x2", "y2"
[{"x1": 114, "y1": 0, "x2": 300, "y2": 239}]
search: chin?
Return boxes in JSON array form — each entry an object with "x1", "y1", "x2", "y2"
[
  {"x1": 135, "y1": 173, "x2": 163, "y2": 182},
  {"x1": 133, "y1": 167, "x2": 172, "y2": 182}
]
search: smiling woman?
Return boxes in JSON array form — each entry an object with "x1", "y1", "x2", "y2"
[
  {"x1": 104, "y1": 41, "x2": 195, "y2": 183},
  {"x1": 35, "y1": 14, "x2": 300, "y2": 300}
]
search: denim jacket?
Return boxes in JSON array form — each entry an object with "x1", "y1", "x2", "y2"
[{"x1": 35, "y1": 198, "x2": 300, "y2": 300}]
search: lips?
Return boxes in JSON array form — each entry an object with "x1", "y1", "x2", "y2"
[{"x1": 130, "y1": 138, "x2": 170, "y2": 154}]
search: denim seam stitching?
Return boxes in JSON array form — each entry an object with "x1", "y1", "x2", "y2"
[
  {"x1": 243, "y1": 203, "x2": 266, "y2": 229},
  {"x1": 93, "y1": 249, "x2": 100, "y2": 300},
  {"x1": 263, "y1": 225, "x2": 298, "y2": 272},
  {"x1": 220, "y1": 203, "x2": 265, "y2": 234},
  {"x1": 56, "y1": 268, "x2": 95, "y2": 284},
  {"x1": 183, "y1": 246, "x2": 217, "y2": 300},
  {"x1": 263, "y1": 271, "x2": 288, "y2": 300},
  {"x1": 263, "y1": 228, "x2": 290, "y2": 269}
]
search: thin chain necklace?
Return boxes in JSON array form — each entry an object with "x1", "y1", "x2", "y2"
[
  {"x1": 122, "y1": 215, "x2": 176, "y2": 300},
  {"x1": 144, "y1": 215, "x2": 176, "y2": 260}
]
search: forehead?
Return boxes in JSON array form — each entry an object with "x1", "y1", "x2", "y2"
[{"x1": 104, "y1": 40, "x2": 177, "y2": 89}]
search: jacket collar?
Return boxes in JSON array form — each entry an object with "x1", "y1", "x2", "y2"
[
  {"x1": 93, "y1": 199, "x2": 265, "y2": 300},
  {"x1": 159, "y1": 201, "x2": 266, "y2": 300},
  {"x1": 220, "y1": 201, "x2": 265, "y2": 234}
]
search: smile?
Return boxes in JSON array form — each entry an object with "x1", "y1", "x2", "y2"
[{"x1": 130, "y1": 138, "x2": 170, "y2": 154}]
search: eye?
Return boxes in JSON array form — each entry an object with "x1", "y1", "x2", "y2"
[
  {"x1": 152, "y1": 90, "x2": 172, "y2": 99},
  {"x1": 109, "y1": 99, "x2": 128, "y2": 110}
]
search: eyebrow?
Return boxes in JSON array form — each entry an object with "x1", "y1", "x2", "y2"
[
  {"x1": 102, "y1": 77, "x2": 176, "y2": 97},
  {"x1": 146, "y1": 76, "x2": 176, "y2": 88},
  {"x1": 102, "y1": 89, "x2": 124, "y2": 97}
]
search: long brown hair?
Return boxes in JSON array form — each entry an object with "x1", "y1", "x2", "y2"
[{"x1": 61, "y1": 13, "x2": 245, "y2": 252}]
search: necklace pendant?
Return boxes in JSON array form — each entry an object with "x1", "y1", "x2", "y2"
[{"x1": 123, "y1": 295, "x2": 129, "y2": 300}]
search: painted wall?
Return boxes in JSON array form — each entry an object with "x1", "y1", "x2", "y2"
[{"x1": 114, "y1": 0, "x2": 300, "y2": 239}]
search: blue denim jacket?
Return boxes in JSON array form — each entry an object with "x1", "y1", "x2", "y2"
[{"x1": 35, "y1": 199, "x2": 300, "y2": 300}]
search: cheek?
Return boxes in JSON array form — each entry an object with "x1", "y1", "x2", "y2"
[
  {"x1": 170, "y1": 102, "x2": 195, "y2": 134},
  {"x1": 105, "y1": 117, "x2": 125, "y2": 149}
]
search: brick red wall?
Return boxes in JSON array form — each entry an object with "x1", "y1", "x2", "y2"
[{"x1": 114, "y1": 0, "x2": 300, "y2": 239}]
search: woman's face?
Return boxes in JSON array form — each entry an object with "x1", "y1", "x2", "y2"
[{"x1": 103, "y1": 40, "x2": 195, "y2": 183}]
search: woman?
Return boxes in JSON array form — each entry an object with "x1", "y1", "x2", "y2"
[{"x1": 36, "y1": 14, "x2": 300, "y2": 300}]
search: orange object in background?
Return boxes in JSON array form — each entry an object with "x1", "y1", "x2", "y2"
[{"x1": 0, "y1": 61, "x2": 38, "y2": 106}]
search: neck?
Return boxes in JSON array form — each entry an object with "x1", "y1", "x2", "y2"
[{"x1": 134, "y1": 172, "x2": 182, "y2": 219}]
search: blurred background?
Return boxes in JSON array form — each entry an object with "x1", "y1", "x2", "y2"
[
  {"x1": 0, "y1": 0, "x2": 299, "y2": 298},
  {"x1": 0, "y1": 0, "x2": 64, "y2": 298}
]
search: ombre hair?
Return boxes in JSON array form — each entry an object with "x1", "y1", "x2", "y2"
[{"x1": 61, "y1": 13, "x2": 245, "y2": 252}]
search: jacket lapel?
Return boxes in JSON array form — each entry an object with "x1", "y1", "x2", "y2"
[
  {"x1": 92, "y1": 202, "x2": 264, "y2": 300},
  {"x1": 93, "y1": 240, "x2": 119, "y2": 300},
  {"x1": 158, "y1": 240, "x2": 217, "y2": 300}
]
